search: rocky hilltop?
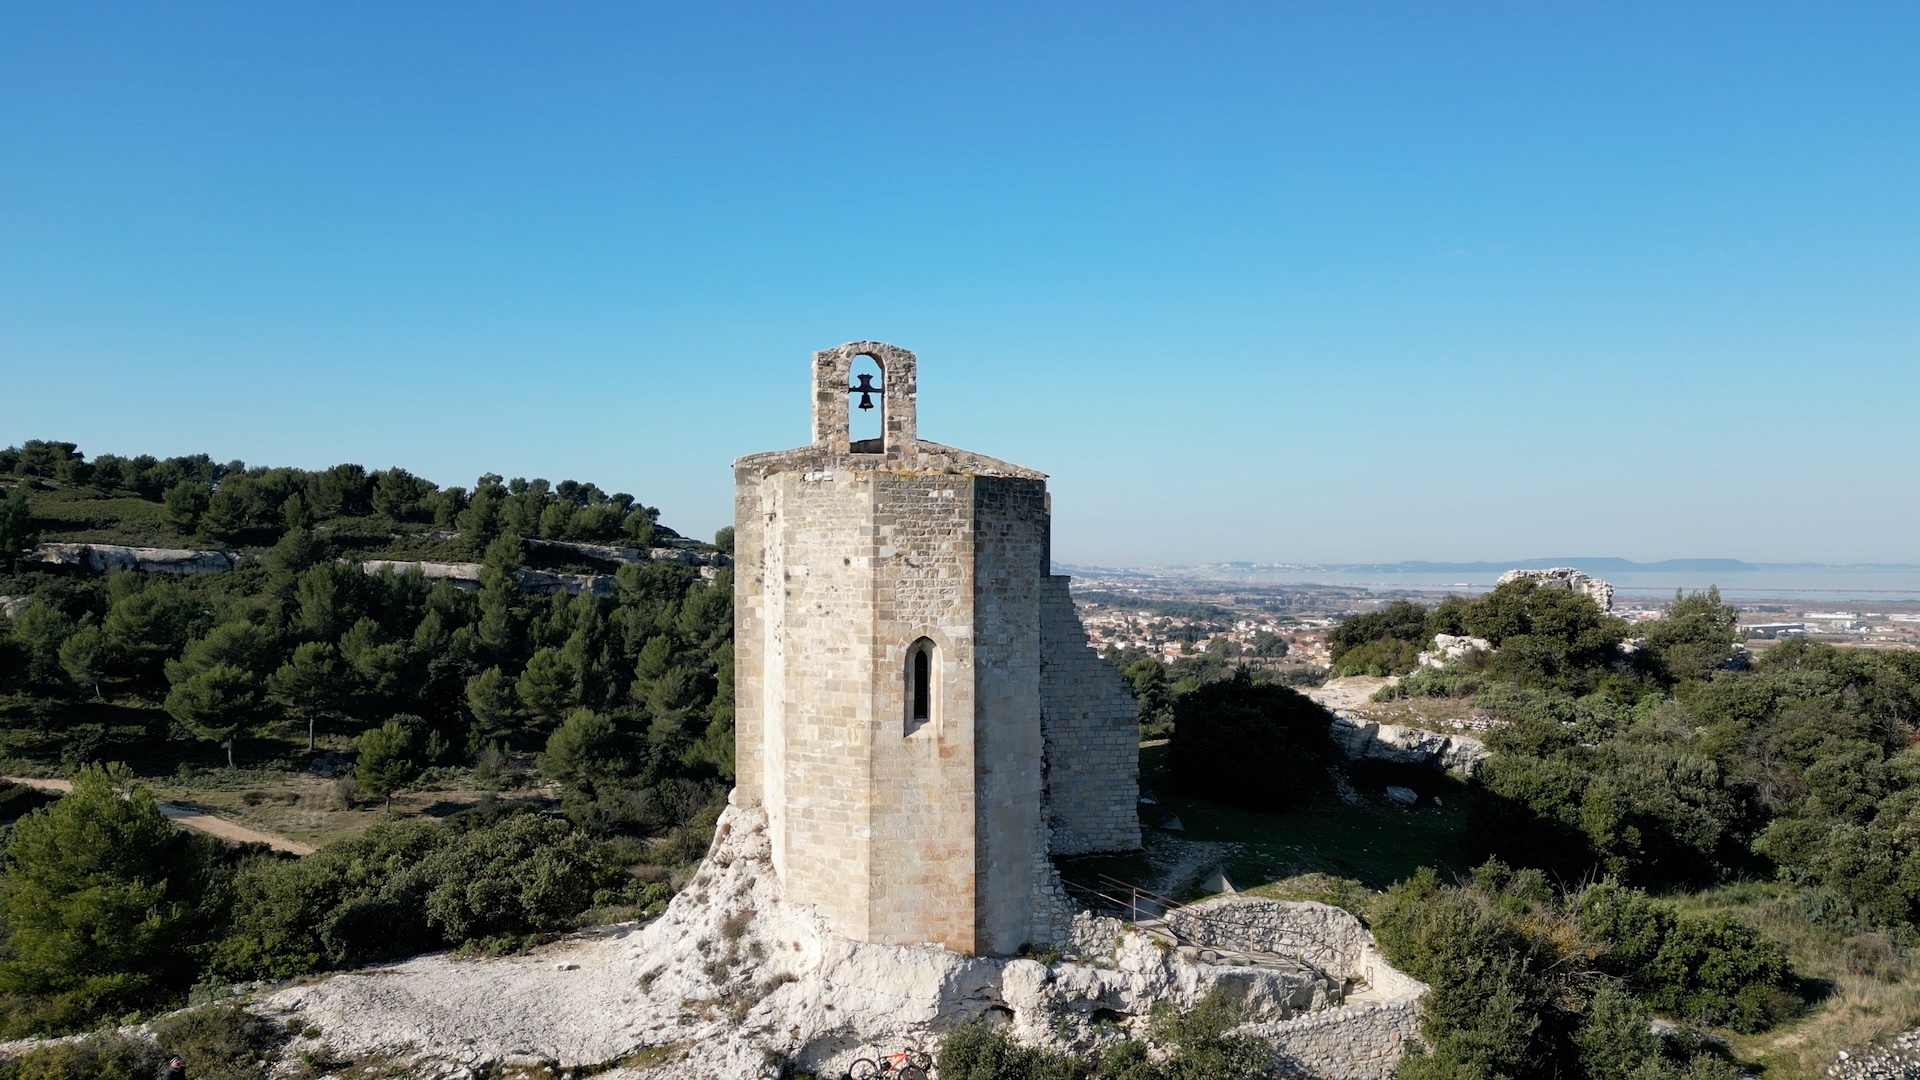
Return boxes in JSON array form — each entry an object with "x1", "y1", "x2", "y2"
[{"x1": 242, "y1": 796, "x2": 1425, "y2": 1079}]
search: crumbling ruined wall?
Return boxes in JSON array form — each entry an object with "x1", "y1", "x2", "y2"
[{"x1": 1039, "y1": 575, "x2": 1142, "y2": 855}]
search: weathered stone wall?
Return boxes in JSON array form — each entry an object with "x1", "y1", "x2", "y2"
[
  {"x1": 1170, "y1": 899, "x2": 1426, "y2": 1002},
  {"x1": 1254, "y1": 999, "x2": 1424, "y2": 1080},
  {"x1": 1039, "y1": 575, "x2": 1142, "y2": 855},
  {"x1": 749, "y1": 467, "x2": 881, "y2": 943},
  {"x1": 1169, "y1": 898, "x2": 1427, "y2": 1079},
  {"x1": 970, "y1": 476, "x2": 1050, "y2": 955},
  {"x1": 866, "y1": 469, "x2": 981, "y2": 950}
]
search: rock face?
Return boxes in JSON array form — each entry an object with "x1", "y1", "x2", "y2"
[
  {"x1": 33, "y1": 543, "x2": 234, "y2": 575},
  {"x1": 523, "y1": 538, "x2": 731, "y2": 568},
  {"x1": 1328, "y1": 715, "x2": 1490, "y2": 776},
  {"x1": 254, "y1": 798, "x2": 1426, "y2": 1079},
  {"x1": 358, "y1": 561, "x2": 628, "y2": 597},
  {"x1": 1496, "y1": 567, "x2": 1614, "y2": 613}
]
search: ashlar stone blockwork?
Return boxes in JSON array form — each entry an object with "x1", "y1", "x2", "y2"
[{"x1": 733, "y1": 341, "x2": 1139, "y2": 956}]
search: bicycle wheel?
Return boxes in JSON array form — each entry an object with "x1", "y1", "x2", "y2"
[
  {"x1": 845, "y1": 1058, "x2": 881, "y2": 1080},
  {"x1": 896, "y1": 1065, "x2": 928, "y2": 1080}
]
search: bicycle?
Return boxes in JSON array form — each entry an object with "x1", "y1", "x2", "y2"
[{"x1": 844, "y1": 1048, "x2": 931, "y2": 1080}]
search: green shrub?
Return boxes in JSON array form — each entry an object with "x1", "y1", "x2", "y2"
[
  {"x1": 150, "y1": 1003, "x2": 283, "y2": 1080},
  {"x1": 0, "y1": 1032, "x2": 161, "y2": 1080},
  {"x1": 211, "y1": 810, "x2": 641, "y2": 980},
  {"x1": 1375, "y1": 867, "x2": 1777, "y2": 1079},
  {"x1": 1574, "y1": 881, "x2": 1791, "y2": 1032},
  {"x1": 1374, "y1": 667, "x2": 1488, "y2": 701},
  {"x1": 1330, "y1": 637, "x2": 1422, "y2": 678},
  {"x1": 1165, "y1": 672, "x2": 1335, "y2": 810},
  {"x1": 0, "y1": 763, "x2": 217, "y2": 1036},
  {"x1": 1327, "y1": 601, "x2": 1431, "y2": 665}
]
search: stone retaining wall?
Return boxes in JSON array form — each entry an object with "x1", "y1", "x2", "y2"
[{"x1": 1255, "y1": 998, "x2": 1424, "y2": 1080}]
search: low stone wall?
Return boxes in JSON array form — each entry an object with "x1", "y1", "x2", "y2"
[
  {"x1": 1167, "y1": 898, "x2": 1424, "y2": 1000},
  {"x1": 1154, "y1": 898, "x2": 1427, "y2": 1078},
  {"x1": 1255, "y1": 998, "x2": 1423, "y2": 1080}
]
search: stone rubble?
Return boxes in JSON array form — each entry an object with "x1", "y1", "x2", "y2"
[{"x1": 1828, "y1": 1029, "x2": 1920, "y2": 1079}]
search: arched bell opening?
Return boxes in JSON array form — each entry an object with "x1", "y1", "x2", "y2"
[{"x1": 848, "y1": 354, "x2": 885, "y2": 454}]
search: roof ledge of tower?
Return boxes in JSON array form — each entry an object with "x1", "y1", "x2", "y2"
[{"x1": 732, "y1": 439, "x2": 1045, "y2": 481}]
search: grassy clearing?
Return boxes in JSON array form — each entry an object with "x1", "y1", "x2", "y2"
[
  {"x1": 0, "y1": 695, "x2": 555, "y2": 848},
  {"x1": 144, "y1": 767, "x2": 556, "y2": 848},
  {"x1": 1057, "y1": 742, "x2": 1472, "y2": 899}
]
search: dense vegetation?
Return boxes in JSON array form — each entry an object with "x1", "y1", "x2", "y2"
[
  {"x1": 1375, "y1": 865, "x2": 1764, "y2": 1079},
  {"x1": 0, "y1": 440, "x2": 733, "y2": 1035}
]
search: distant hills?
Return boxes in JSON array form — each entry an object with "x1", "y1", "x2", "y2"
[
  {"x1": 1314, "y1": 558, "x2": 1920, "y2": 574},
  {"x1": 1058, "y1": 557, "x2": 1920, "y2": 575}
]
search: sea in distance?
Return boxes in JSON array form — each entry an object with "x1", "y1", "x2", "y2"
[{"x1": 1074, "y1": 559, "x2": 1920, "y2": 604}]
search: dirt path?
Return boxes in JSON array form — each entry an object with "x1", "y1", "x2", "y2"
[{"x1": 2, "y1": 776, "x2": 317, "y2": 855}]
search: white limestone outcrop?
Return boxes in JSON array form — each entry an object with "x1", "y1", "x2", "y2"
[
  {"x1": 1328, "y1": 715, "x2": 1490, "y2": 776},
  {"x1": 33, "y1": 543, "x2": 234, "y2": 574},
  {"x1": 1417, "y1": 633, "x2": 1491, "y2": 669},
  {"x1": 1496, "y1": 566, "x2": 1614, "y2": 613}
]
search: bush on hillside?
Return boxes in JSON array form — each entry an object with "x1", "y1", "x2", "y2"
[
  {"x1": 1575, "y1": 880, "x2": 1792, "y2": 1032},
  {"x1": 211, "y1": 809, "x2": 643, "y2": 980},
  {"x1": 1165, "y1": 671, "x2": 1335, "y2": 810},
  {"x1": 1374, "y1": 866, "x2": 1766, "y2": 1080}
]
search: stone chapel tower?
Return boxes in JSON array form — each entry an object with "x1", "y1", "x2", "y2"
[{"x1": 732, "y1": 342, "x2": 1140, "y2": 956}]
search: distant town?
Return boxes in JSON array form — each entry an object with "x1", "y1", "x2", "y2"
[{"x1": 1065, "y1": 565, "x2": 1920, "y2": 664}]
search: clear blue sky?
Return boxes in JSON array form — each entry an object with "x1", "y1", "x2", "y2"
[{"x1": 3, "y1": 3, "x2": 1914, "y2": 565}]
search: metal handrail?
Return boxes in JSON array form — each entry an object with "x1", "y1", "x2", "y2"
[{"x1": 1060, "y1": 873, "x2": 1335, "y2": 982}]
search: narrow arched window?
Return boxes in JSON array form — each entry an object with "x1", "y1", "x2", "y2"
[
  {"x1": 905, "y1": 637, "x2": 936, "y2": 735},
  {"x1": 913, "y1": 650, "x2": 931, "y2": 721}
]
